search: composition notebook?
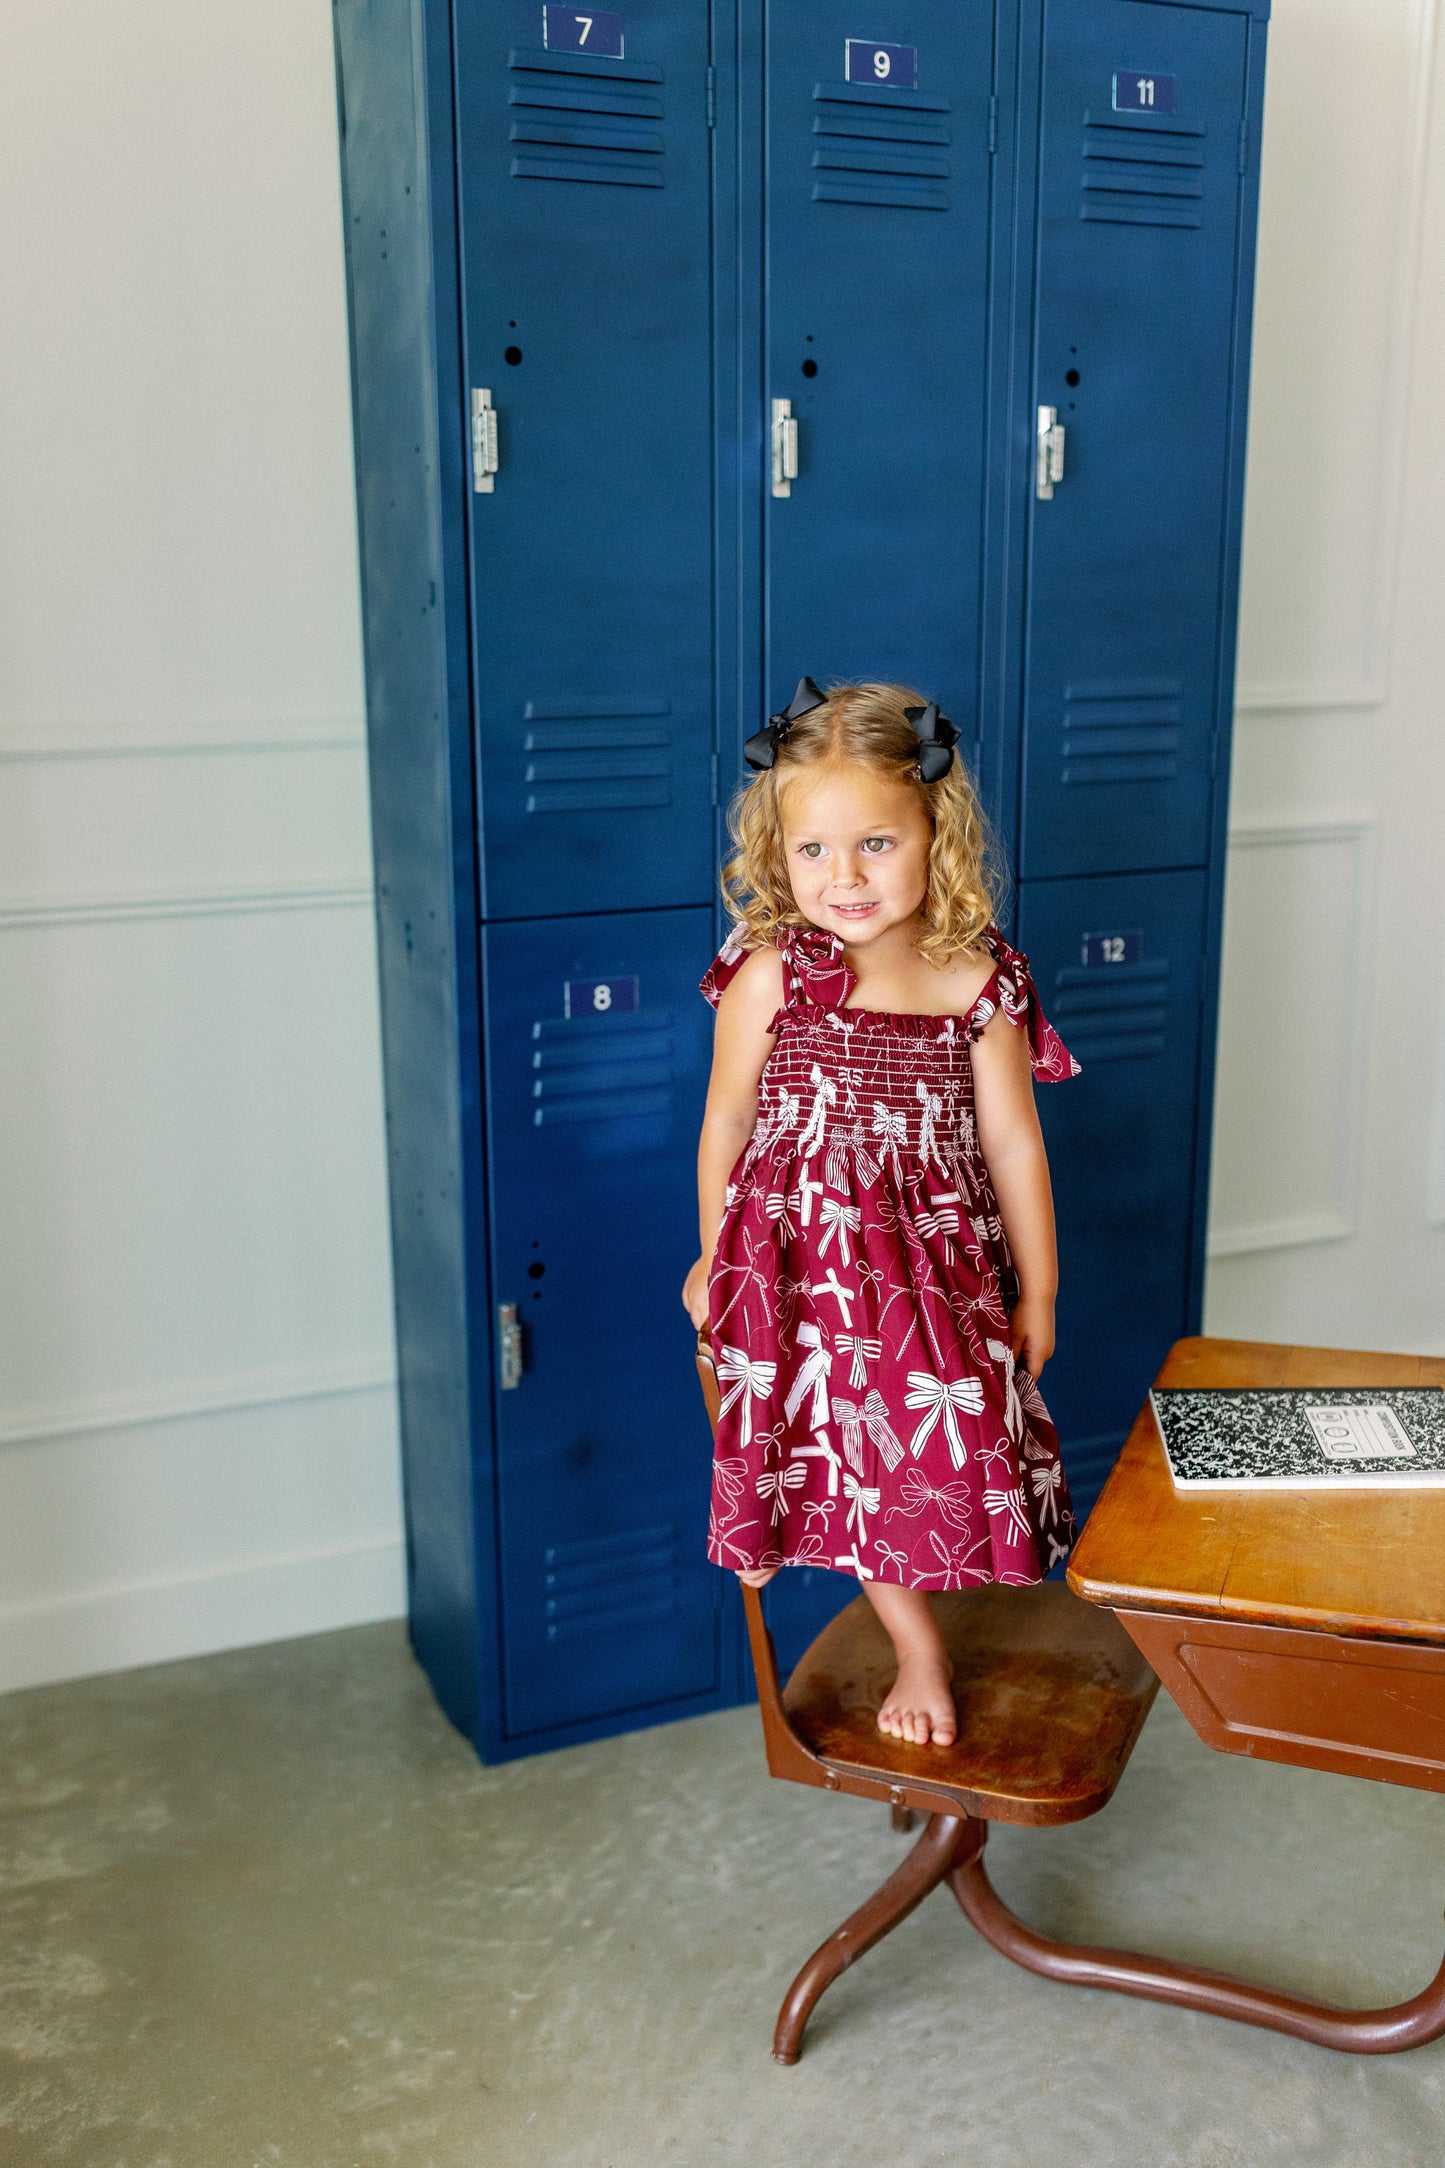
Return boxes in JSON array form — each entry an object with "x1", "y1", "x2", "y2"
[{"x1": 1149, "y1": 1387, "x2": 1445, "y2": 1490}]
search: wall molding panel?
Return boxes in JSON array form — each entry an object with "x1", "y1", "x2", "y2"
[
  {"x1": 1207, "y1": 818, "x2": 1377, "y2": 1259},
  {"x1": 0, "y1": 878, "x2": 373, "y2": 931},
  {"x1": 0, "y1": 1357, "x2": 397, "y2": 1453},
  {"x1": 1429, "y1": 973, "x2": 1445, "y2": 1225},
  {"x1": 1233, "y1": 0, "x2": 1440, "y2": 715},
  {"x1": 0, "y1": 1535, "x2": 406, "y2": 1698},
  {"x1": 0, "y1": 720, "x2": 366, "y2": 761}
]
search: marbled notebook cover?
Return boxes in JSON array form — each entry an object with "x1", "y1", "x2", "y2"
[{"x1": 1150, "y1": 1387, "x2": 1445, "y2": 1489}]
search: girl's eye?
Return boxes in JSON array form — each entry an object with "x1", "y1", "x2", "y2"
[
  {"x1": 799, "y1": 842, "x2": 824, "y2": 858},
  {"x1": 862, "y1": 837, "x2": 894, "y2": 853}
]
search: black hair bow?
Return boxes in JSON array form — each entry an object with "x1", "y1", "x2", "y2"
[
  {"x1": 743, "y1": 676, "x2": 826, "y2": 772},
  {"x1": 903, "y1": 701, "x2": 960, "y2": 783}
]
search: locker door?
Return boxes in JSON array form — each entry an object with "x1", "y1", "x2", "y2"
[
  {"x1": 1016, "y1": 872, "x2": 1206, "y2": 1505},
  {"x1": 483, "y1": 908, "x2": 721, "y2": 1740},
  {"x1": 454, "y1": 6, "x2": 715, "y2": 920},
  {"x1": 762, "y1": 2, "x2": 996, "y2": 714},
  {"x1": 1021, "y1": 0, "x2": 1250, "y2": 879}
]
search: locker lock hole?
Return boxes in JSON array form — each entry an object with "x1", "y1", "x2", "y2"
[
  {"x1": 1065, "y1": 368, "x2": 1080, "y2": 386},
  {"x1": 801, "y1": 358, "x2": 818, "y2": 378},
  {"x1": 528, "y1": 1261, "x2": 546, "y2": 1279},
  {"x1": 504, "y1": 346, "x2": 523, "y2": 366}
]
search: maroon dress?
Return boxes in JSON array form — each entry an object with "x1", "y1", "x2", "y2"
[{"x1": 703, "y1": 923, "x2": 1081, "y2": 1590}]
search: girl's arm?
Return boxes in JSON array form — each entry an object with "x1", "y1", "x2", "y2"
[
  {"x1": 970, "y1": 1010, "x2": 1059, "y2": 1377},
  {"x1": 681, "y1": 948, "x2": 785, "y2": 1329}
]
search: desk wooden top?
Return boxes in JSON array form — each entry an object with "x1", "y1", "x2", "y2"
[{"x1": 1067, "y1": 1338, "x2": 1445, "y2": 1645}]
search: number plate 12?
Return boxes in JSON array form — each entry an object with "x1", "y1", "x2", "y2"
[
  {"x1": 1081, "y1": 931, "x2": 1142, "y2": 968},
  {"x1": 544, "y1": 6, "x2": 625, "y2": 58},
  {"x1": 845, "y1": 39, "x2": 918, "y2": 89}
]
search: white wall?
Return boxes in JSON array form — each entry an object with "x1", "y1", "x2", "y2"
[
  {"x1": 1204, "y1": 0, "x2": 1445, "y2": 1351},
  {"x1": 0, "y1": 5, "x2": 403, "y2": 1693},
  {"x1": 1, "y1": 0, "x2": 1440, "y2": 1696}
]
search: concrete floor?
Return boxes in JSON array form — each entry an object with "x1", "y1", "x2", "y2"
[{"x1": 2, "y1": 1627, "x2": 1445, "y2": 2167}]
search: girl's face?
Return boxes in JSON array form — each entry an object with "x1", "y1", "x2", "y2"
[{"x1": 778, "y1": 763, "x2": 932, "y2": 947}]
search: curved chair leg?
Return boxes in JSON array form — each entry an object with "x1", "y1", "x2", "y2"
[
  {"x1": 774, "y1": 1813, "x2": 980, "y2": 2065},
  {"x1": 950, "y1": 1841, "x2": 1445, "y2": 2055}
]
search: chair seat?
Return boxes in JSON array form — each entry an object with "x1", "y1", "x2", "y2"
[{"x1": 781, "y1": 1581, "x2": 1159, "y2": 1827}]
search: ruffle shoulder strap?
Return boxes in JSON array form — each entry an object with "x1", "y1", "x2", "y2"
[
  {"x1": 699, "y1": 925, "x2": 753, "y2": 1009},
  {"x1": 700, "y1": 923, "x2": 857, "y2": 1014},
  {"x1": 968, "y1": 928, "x2": 1081, "y2": 1081}
]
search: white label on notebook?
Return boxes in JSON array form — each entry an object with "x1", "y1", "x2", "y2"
[{"x1": 1305, "y1": 1403, "x2": 1417, "y2": 1461}]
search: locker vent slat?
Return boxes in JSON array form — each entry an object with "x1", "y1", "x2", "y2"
[
  {"x1": 1052, "y1": 961, "x2": 1170, "y2": 1064},
  {"x1": 813, "y1": 114, "x2": 951, "y2": 147},
  {"x1": 813, "y1": 85, "x2": 951, "y2": 211},
  {"x1": 543, "y1": 1525, "x2": 683, "y2": 1638},
  {"x1": 510, "y1": 49, "x2": 665, "y2": 188},
  {"x1": 530, "y1": 1010, "x2": 676, "y2": 1124},
  {"x1": 522, "y1": 699, "x2": 675, "y2": 811},
  {"x1": 1079, "y1": 115, "x2": 1205, "y2": 229},
  {"x1": 1061, "y1": 681, "x2": 1183, "y2": 787}
]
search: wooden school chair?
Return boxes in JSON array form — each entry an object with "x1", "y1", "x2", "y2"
[{"x1": 697, "y1": 1331, "x2": 1445, "y2": 2062}]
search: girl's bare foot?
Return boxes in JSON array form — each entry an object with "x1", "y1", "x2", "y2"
[
  {"x1": 877, "y1": 1648, "x2": 957, "y2": 1747},
  {"x1": 861, "y1": 1581, "x2": 958, "y2": 1746}
]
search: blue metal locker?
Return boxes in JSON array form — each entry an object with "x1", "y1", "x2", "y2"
[
  {"x1": 1020, "y1": 0, "x2": 1258, "y2": 882},
  {"x1": 1015, "y1": 872, "x2": 1208, "y2": 1507},
  {"x1": 760, "y1": 1, "x2": 998, "y2": 734},
  {"x1": 483, "y1": 909, "x2": 720, "y2": 1736},
  {"x1": 453, "y1": 5, "x2": 717, "y2": 920},
  {"x1": 334, "y1": 0, "x2": 1269, "y2": 1758}
]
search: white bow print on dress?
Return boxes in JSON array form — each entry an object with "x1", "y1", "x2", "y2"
[
  {"x1": 1028, "y1": 1457, "x2": 1064, "y2": 1527},
  {"x1": 817, "y1": 1197, "x2": 862, "y2": 1264},
  {"x1": 791, "y1": 1168, "x2": 825, "y2": 1227},
  {"x1": 757, "y1": 1462, "x2": 806, "y2": 1521},
  {"x1": 886, "y1": 1465, "x2": 973, "y2": 1529},
  {"x1": 783, "y1": 1319, "x2": 833, "y2": 1430},
  {"x1": 827, "y1": 1118, "x2": 882, "y2": 1192},
  {"x1": 764, "y1": 1191, "x2": 797, "y2": 1237},
  {"x1": 798, "y1": 1064, "x2": 838, "y2": 1157},
  {"x1": 837, "y1": 1332, "x2": 882, "y2": 1387},
  {"x1": 904, "y1": 1371, "x2": 986, "y2": 1468},
  {"x1": 914, "y1": 1205, "x2": 960, "y2": 1240},
  {"x1": 871, "y1": 1101, "x2": 909, "y2": 1166},
  {"x1": 984, "y1": 1485, "x2": 1032, "y2": 1541},
  {"x1": 794, "y1": 1426, "x2": 842, "y2": 1496},
  {"x1": 860, "y1": 1388, "x2": 904, "y2": 1472},
  {"x1": 758, "y1": 1086, "x2": 799, "y2": 1150},
  {"x1": 716, "y1": 1346, "x2": 778, "y2": 1448},
  {"x1": 842, "y1": 1469, "x2": 881, "y2": 1542},
  {"x1": 987, "y1": 1336, "x2": 1026, "y2": 1445},
  {"x1": 829, "y1": 1395, "x2": 866, "y2": 1473},
  {"x1": 915, "y1": 1077, "x2": 946, "y2": 1169}
]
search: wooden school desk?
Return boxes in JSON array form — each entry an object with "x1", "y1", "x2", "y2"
[{"x1": 1063, "y1": 1335, "x2": 1445, "y2": 2050}]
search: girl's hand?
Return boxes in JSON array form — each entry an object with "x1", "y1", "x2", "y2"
[
  {"x1": 736, "y1": 1565, "x2": 779, "y2": 1588},
  {"x1": 681, "y1": 1254, "x2": 711, "y2": 1331},
  {"x1": 1010, "y1": 1293, "x2": 1055, "y2": 1378}
]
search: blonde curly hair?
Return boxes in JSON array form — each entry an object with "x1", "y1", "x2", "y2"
[{"x1": 720, "y1": 681, "x2": 1003, "y2": 968}]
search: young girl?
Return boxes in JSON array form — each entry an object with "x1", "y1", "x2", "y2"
[{"x1": 681, "y1": 678, "x2": 1080, "y2": 1749}]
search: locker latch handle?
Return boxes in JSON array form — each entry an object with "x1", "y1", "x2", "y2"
[
  {"x1": 772, "y1": 398, "x2": 799, "y2": 498},
  {"x1": 472, "y1": 388, "x2": 499, "y2": 494},
  {"x1": 1036, "y1": 405, "x2": 1065, "y2": 500},
  {"x1": 498, "y1": 1302, "x2": 524, "y2": 1389}
]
